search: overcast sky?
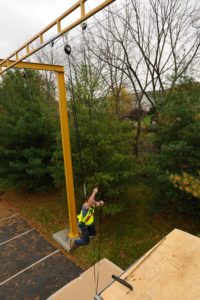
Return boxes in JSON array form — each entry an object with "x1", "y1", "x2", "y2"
[{"x1": 0, "y1": 0, "x2": 111, "y2": 58}]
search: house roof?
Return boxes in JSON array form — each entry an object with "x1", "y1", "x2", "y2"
[{"x1": 97, "y1": 229, "x2": 200, "y2": 300}]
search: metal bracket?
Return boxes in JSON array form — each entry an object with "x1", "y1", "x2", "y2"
[{"x1": 112, "y1": 274, "x2": 133, "y2": 291}]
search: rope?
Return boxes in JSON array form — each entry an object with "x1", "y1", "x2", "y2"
[
  {"x1": 93, "y1": 179, "x2": 105, "y2": 295},
  {"x1": 96, "y1": 206, "x2": 102, "y2": 294},
  {"x1": 93, "y1": 205, "x2": 103, "y2": 296},
  {"x1": 93, "y1": 227, "x2": 97, "y2": 294},
  {"x1": 64, "y1": 23, "x2": 104, "y2": 295},
  {"x1": 82, "y1": 25, "x2": 97, "y2": 173},
  {"x1": 66, "y1": 50, "x2": 87, "y2": 198}
]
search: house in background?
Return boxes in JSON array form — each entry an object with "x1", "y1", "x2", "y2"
[
  {"x1": 140, "y1": 92, "x2": 155, "y2": 112},
  {"x1": 119, "y1": 91, "x2": 155, "y2": 121}
]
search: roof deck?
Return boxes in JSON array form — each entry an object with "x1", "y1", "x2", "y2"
[{"x1": 97, "y1": 229, "x2": 200, "y2": 300}]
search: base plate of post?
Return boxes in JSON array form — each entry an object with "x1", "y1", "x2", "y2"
[{"x1": 53, "y1": 228, "x2": 72, "y2": 252}]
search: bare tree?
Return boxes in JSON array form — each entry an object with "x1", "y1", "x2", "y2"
[
  {"x1": 31, "y1": 42, "x2": 64, "y2": 100},
  {"x1": 87, "y1": 0, "x2": 200, "y2": 156}
]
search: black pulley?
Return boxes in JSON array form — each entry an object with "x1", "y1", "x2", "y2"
[
  {"x1": 50, "y1": 41, "x2": 54, "y2": 47},
  {"x1": 64, "y1": 44, "x2": 71, "y2": 55},
  {"x1": 22, "y1": 71, "x2": 26, "y2": 78},
  {"x1": 81, "y1": 22, "x2": 87, "y2": 31}
]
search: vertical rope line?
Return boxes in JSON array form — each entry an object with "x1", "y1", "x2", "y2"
[
  {"x1": 67, "y1": 54, "x2": 86, "y2": 197},
  {"x1": 93, "y1": 219, "x2": 97, "y2": 295},
  {"x1": 82, "y1": 27, "x2": 97, "y2": 173},
  {"x1": 96, "y1": 206, "x2": 102, "y2": 294},
  {"x1": 81, "y1": 23, "x2": 102, "y2": 296}
]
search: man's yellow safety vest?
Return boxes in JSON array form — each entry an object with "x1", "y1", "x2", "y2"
[{"x1": 77, "y1": 204, "x2": 95, "y2": 226}]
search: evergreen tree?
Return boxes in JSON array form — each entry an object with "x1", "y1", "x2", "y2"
[
  {"x1": 52, "y1": 62, "x2": 136, "y2": 207},
  {"x1": 0, "y1": 69, "x2": 59, "y2": 191},
  {"x1": 146, "y1": 78, "x2": 200, "y2": 215}
]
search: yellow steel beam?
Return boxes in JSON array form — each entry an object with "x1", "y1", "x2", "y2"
[
  {"x1": 0, "y1": 0, "x2": 116, "y2": 75},
  {"x1": 57, "y1": 71, "x2": 78, "y2": 238},
  {"x1": 0, "y1": 59, "x2": 64, "y2": 72},
  {"x1": 0, "y1": 57, "x2": 78, "y2": 238}
]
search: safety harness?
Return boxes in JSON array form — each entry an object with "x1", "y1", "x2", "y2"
[{"x1": 77, "y1": 204, "x2": 95, "y2": 228}]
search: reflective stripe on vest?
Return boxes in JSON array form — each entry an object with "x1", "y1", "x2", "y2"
[{"x1": 77, "y1": 204, "x2": 95, "y2": 226}]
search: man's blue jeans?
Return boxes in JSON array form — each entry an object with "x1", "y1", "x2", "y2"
[{"x1": 74, "y1": 223, "x2": 96, "y2": 247}]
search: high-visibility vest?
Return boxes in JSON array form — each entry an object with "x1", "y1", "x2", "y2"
[{"x1": 77, "y1": 204, "x2": 95, "y2": 226}]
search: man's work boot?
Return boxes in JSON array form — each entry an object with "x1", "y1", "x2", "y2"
[
  {"x1": 70, "y1": 239, "x2": 76, "y2": 250},
  {"x1": 78, "y1": 231, "x2": 83, "y2": 239}
]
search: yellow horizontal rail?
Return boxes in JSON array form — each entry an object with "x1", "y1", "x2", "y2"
[
  {"x1": 0, "y1": 59, "x2": 64, "y2": 72},
  {"x1": 0, "y1": 0, "x2": 116, "y2": 75}
]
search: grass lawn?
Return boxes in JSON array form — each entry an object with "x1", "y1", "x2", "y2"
[{"x1": 3, "y1": 183, "x2": 200, "y2": 271}]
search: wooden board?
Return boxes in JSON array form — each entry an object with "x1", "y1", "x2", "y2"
[
  {"x1": 48, "y1": 258, "x2": 123, "y2": 300},
  {"x1": 100, "y1": 229, "x2": 200, "y2": 300}
]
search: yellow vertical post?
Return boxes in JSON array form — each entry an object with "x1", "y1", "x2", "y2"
[{"x1": 57, "y1": 71, "x2": 78, "y2": 238}]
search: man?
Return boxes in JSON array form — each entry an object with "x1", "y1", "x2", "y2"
[{"x1": 70, "y1": 187, "x2": 104, "y2": 250}]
